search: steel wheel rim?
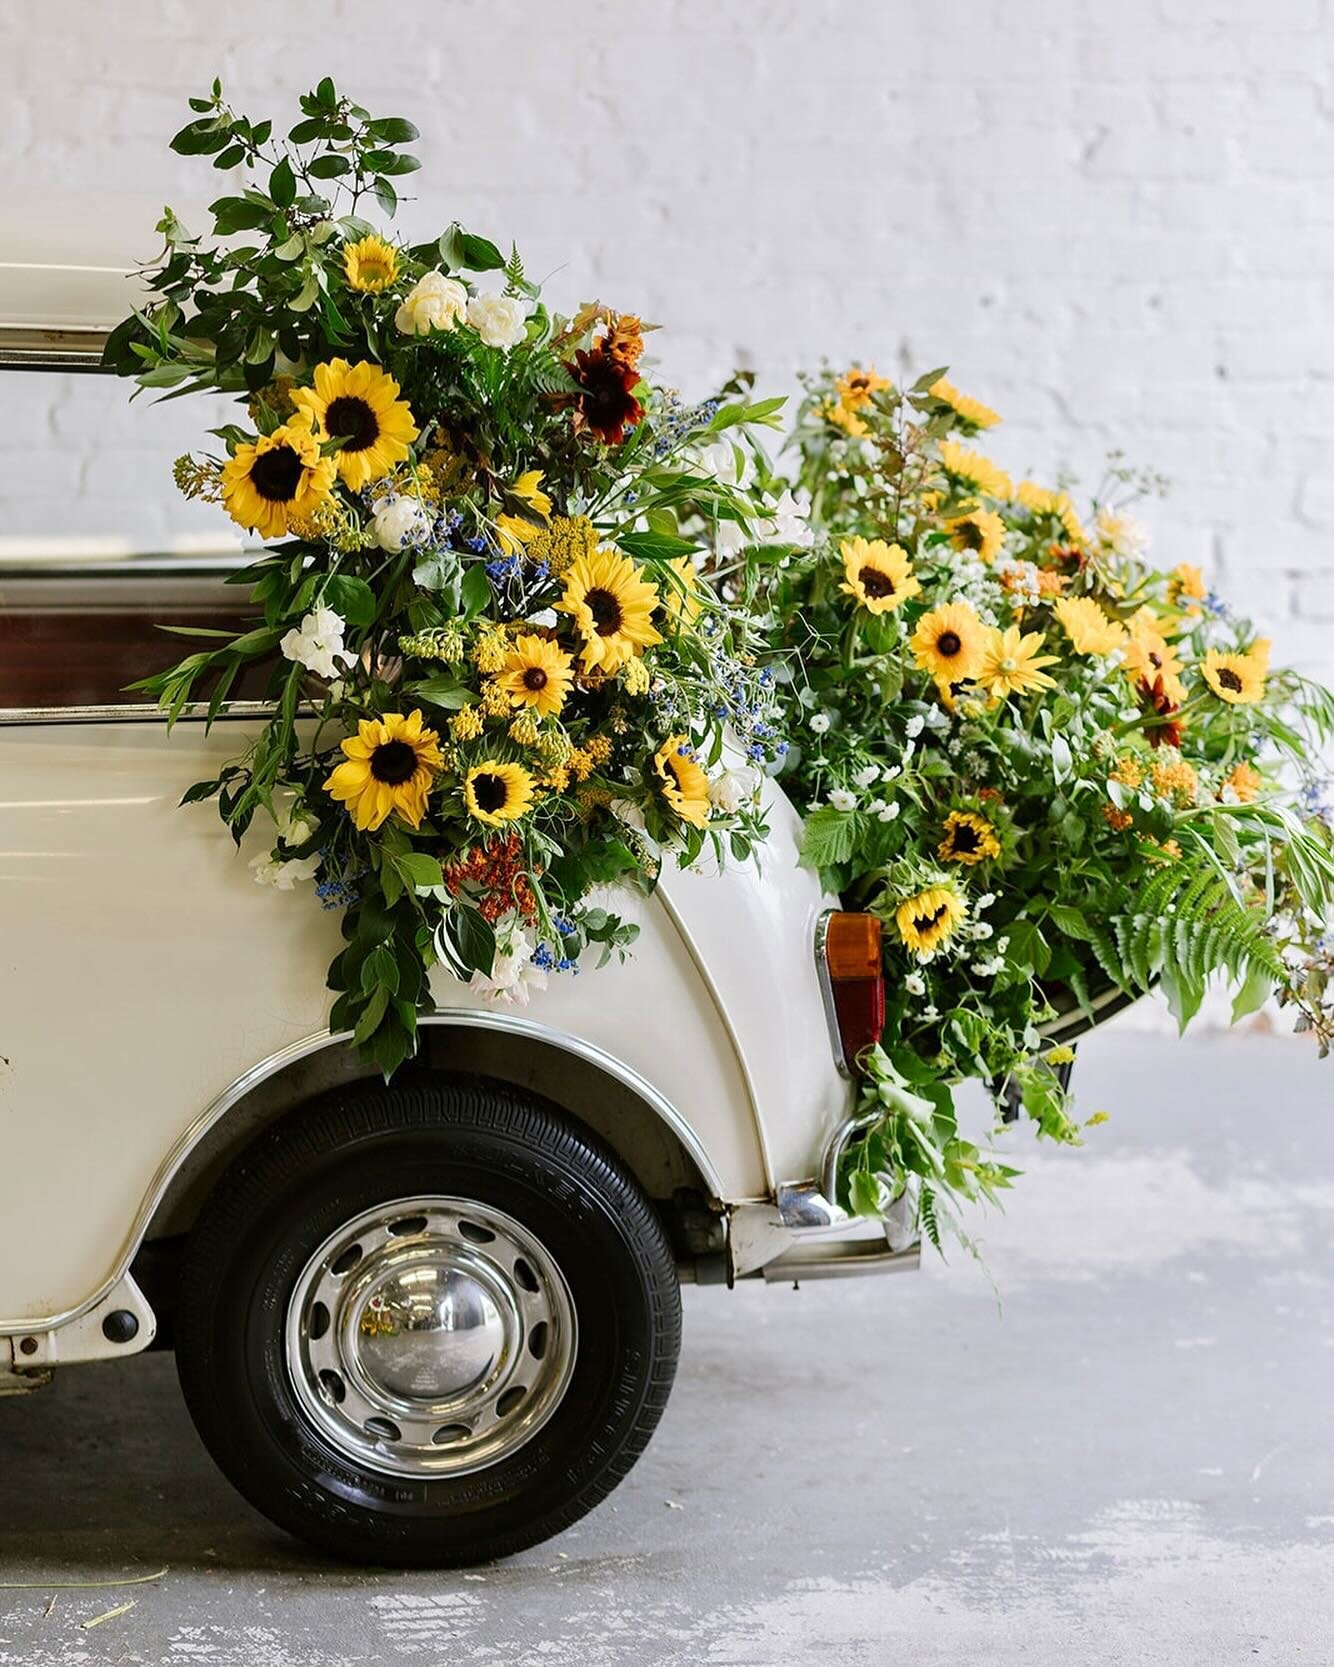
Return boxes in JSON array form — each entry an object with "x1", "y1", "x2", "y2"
[{"x1": 284, "y1": 1195, "x2": 577, "y2": 1479}]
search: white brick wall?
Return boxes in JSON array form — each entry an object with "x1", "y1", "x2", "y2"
[{"x1": 3, "y1": 0, "x2": 1333, "y2": 677}]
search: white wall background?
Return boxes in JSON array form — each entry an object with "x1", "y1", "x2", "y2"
[{"x1": 3, "y1": 0, "x2": 1333, "y2": 677}]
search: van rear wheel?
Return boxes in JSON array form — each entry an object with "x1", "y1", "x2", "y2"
[{"x1": 174, "y1": 1075, "x2": 682, "y2": 1566}]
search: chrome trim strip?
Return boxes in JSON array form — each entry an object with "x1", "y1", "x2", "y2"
[
  {"x1": 0, "y1": 701, "x2": 278, "y2": 727},
  {"x1": 0, "y1": 1009, "x2": 725, "y2": 1337},
  {"x1": 820, "y1": 1108, "x2": 880, "y2": 1208},
  {"x1": 813, "y1": 908, "x2": 852, "y2": 1079}
]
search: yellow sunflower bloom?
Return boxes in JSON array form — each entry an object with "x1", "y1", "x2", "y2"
[
  {"x1": 910, "y1": 601, "x2": 988, "y2": 685},
  {"x1": 1169, "y1": 562, "x2": 1207, "y2": 612},
  {"x1": 822, "y1": 398, "x2": 868, "y2": 438},
  {"x1": 464, "y1": 759, "x2": 536, "y2": 827},
  {"x1": 929, "y1": 376, "x2": 999, "y2": 432},
  {"x1": 1201, "y1": 647, "x2": 1266, "y2": 705},
  {"x1": 975, "y1": 624, "x2": 1059, "y2": 699},
  {"x1": 660, "y1": 553, "x2": 703, "y2": 630},
  {"x1": 323, "y1": 710, "x2": 443, "y2": 832},
  {"x1": 342, "y1": 234, "x2": 399, "y2": 294},
  {"x1": 1053, "y1": 596, "x2": 1128, "y2": 656},
  {"x1": 895, "y1": 885, "x2": 968, "y2": 960},
  {"x1": 1017, "y1": 481, "x2": 1086, "y2": 545},
  {"x1": 939, "y1": 811, "x2": 1000, "y2": 866},
  {"x1": 948, "y1": 509, "x2": 1007, "y2": 564},
  {"x1": 938, "y1": 440, "x2": 1013, "y2": 502},
  {"x1": 653, "y1": 734, "x2": 711, "y2": 829},
  {"x1": 291, "y1": 359, "x2": 419, "y2": 492},
  {"x1": 219, "y1": 412, "x2": 337, "y2": 541},
  {"x1": 495, "y1": 469, "x2": 554, "y2": 552},
  {"x1": 495, "y1": 633, "x2": 574, "y2": 718},
  {"x1": 839, "y1": 537, "x2": 921, "y2": 615},
  {"x1": 557, "y1": 545, "x2": 663, "y2": 673},
  {"x1": 835, "y1": 365, "x2": 892, "y2": 410}
]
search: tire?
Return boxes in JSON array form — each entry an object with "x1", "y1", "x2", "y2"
[{"x1": 174, "y1": 1073, "x2": 682, "y2": 1566}]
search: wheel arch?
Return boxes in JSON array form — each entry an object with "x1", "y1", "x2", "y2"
[{"x1": 145, "y1": 1012, "x2": 725, "y2": 1255}]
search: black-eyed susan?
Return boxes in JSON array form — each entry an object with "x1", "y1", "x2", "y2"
[
  {"x1": 495, "y1": 634, "x2": 574, "y2": 718},
  {"x1": 1168, "y1": 562, "x2": 1207, "y2": 613},
  {"x1": 948, "y1": 509, "x2": 1006, "y2": 564},
  {"x1": 1200, "y1": 647, "x2": 1266, "y2": 705},
  {"x1": 974, "y1": 624, "x2": 1059, "y2": 699},
  {"x1": 660, "y1": 553, "x2": 703, "y2": 631},
  {"x1": 323, "y1": 710, "x2": 443, "y2": 832},
  {"x1": 653, "y1": 734, "x2": 711, "y2": 829},
  {"x1": 557, "y1": 545, "x2": 663, "y2": 673},
  {"x1": 938, "y1": 810, "x2": 1001, "y2": 866},
  {"x1": 895, "y1": 884, "x2": 967, "y2": 959},
  {"x1": 835, "y1": 365, "x2": 892, "y2": 410},
  {"x1": 1053, "y1": 596, "x2": 1127, "y2": 656},
  {"x1": 291, "y1": 359, "x2": 419, "y2": 492},
  {"x1": 342, "y1": 234, "x2": 399, "y2": 294},
  {"x1": 464, "y1": 759, "x2": 536, "y2": 827},
  {"x1": 839, "y1": 537, "x2": 921, "y2": 615},
  {"x1": 928, "y1": 376, "x2": 999, "y2": 433},
  {"x1": 1122, "y1": 609, "x2": 1185, "y2": 703},
  {"x1": 910, "y1": 601, "x2": 988, "y2": 685},
  {"x1": 937, "y1": 440, "x2": 1012, "y2": 502},
  {"x1": 1017, "y1": 481, "x2": 1086, "y2": 545},
  {"x1": 219, "y1": 412, "x2": 337, "y2": 540}
]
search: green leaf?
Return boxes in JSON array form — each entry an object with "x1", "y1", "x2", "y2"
[
  {"x1": 798, "y1": 806, "x2": 860, "y2": 870},
  {"x1": 460, "y1": 564, "x2": 492, "y2": 622},
  {"x1": 396, "y1": 851, "x2": 444, "y2": 891},
  {"x1": 308, "y1": 154, "x2": 351, "y2": 179},
  {"x1": 269, "y1": 156, "x2": 296, "y2": 207},
  {"x1": 352, "y1": 984, "x2": 390, "y2": 1046},
  {"x1": 367, "y1": 117, "x2": 420, "y2": 143},
  {"x1": 409, "y1": 676, "x2": 473, "y2": 710},
  {"x1": 288, "y1": 116, "x2": 326, "y2": 144},
  {"x1": 617, "y1": 531, "x2": 701, "y2": 563},
  {"x1": 1048, "y1": 903, "x2": 1093, "y2": 942},
  {"x1": 322, "y1": 573, "x2": 376, "y2": 627}
]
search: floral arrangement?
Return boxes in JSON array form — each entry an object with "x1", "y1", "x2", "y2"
[
  {"x1": 105, "y1": 78, "x2": 795, "y2": 1074},
  {"x1": 743, "y1": 364, "x2": 1334, "y2": 1246}
]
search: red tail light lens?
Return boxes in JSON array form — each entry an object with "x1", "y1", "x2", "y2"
[{"x1": 819, "y1": 911, "x2": 885, "y2": 1075}]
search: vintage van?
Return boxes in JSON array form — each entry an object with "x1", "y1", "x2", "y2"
[{"x1": 0, "y1": 253, "x2": 920, "y2": 1566}]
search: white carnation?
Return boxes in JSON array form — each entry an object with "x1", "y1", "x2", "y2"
[
  {"x1": 395, "y1": 270, "x2": 469, "y2": 336},
  {"x1": 466, "y1": 292, "x2": 530, "y2": 349}
]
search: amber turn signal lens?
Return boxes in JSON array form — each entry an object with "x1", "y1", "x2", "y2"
[{"x1": 823, "y1": 911, "x2": 882, "y2": 980}]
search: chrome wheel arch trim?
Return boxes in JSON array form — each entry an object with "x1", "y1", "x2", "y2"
[{"x1": 0, "y1": 1008, "x2": 725, "y2": 1338}]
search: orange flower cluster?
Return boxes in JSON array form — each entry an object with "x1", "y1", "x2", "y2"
[{"x1": 441, "y1": 830, "x2": 539, "y2": 923}]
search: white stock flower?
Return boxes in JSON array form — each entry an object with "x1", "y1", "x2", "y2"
[
  {"x1": 395, "y1": 270, "x2": 469, "y2": 336},
  {"x1": 466, "y1": 292, "x2": 530, "y2": 348},
  {"x1": 760, "y1": 487, "x2": 813, "y2": 547},
  {"x1": 249, "y1": 851, "x2": 321, "y2": 891},
  {"x1": 372, "y1": 494, "x2": 432, "y2": 552},
  {"x1": 697, "y1": 437, "x2": 751, "y2": 487},
  {"x1": 829, "y1": 788, "x2": 857, "y2": 812},
  {"x1": 280, "y1": 608, "x2": 356, "y2": 681},
  {"x1": 714, "y1": 519, "x2": 748, "y2": 557},
  {"x1": 708, "y1": 765, "x2": 760, "y2": 814},
  {"x1": 809, "y1": 713, "x2": 832, "y2": 735},
  {"x1": 469, "y1": 928, "x2": 548, "y2": 1006},
  {"x1": 276, "y1": 806, "x2": 319, "y2": 849}
]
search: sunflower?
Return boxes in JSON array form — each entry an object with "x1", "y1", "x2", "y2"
[
  {"x1": 654, "y1": 734, "x2": 711, "y2": 829},
  {"x1": 464, "y1": 759, "x2": 536, "y2": 827},
  {"x1": 660, "y1": 553, "x2": 703, "y2": 630},
  {"x1": 1122, "y1": 610, "x2": 1185, "y2": 702},
  {"x1": 1201, "y1": 647, "x2": 1266, "y2": 705},
  {"x1": 1169, "y1": 562, "x2": 1207, "y2": 612},
  {"x1": 948, "y1": 509, "x2": 1006, "y2": 564},
  {"x1": 342, "y1": 234, "x2": 399, "y2": 293},
  {"x1": 220, "y1": 412, "x2": 337, "y2": 540},
  {"x1": 823, "y1": 398, "x2": 868, "y2": 438},
  {"x1": 1017, "y1": 481, "x2": 1086, "y2": 545},
  {"x1": 291, "y1": 359, "x2": 419, "y2": 492},
  {"x1": 557, "y1": 546, "x2": 663, "y2": 673},
  {"x1": 895, "y1": 885, "x2": 968, "y2": 959},
  {"x1": 975, "y1": 624, "x2": 1058, "y2": 699},
  {"x1": 937, "y1": 440, "x2": 1013, "y2": 501},
  {"x1": 835, "y1": 365, "x2": 892, "y2": 410},
  {"x1": 1053, "y1": 596, "x2": 1127, "y2": 656},
  {"x1": 323, "y1": 710, "x2": 443, "y2": 832},
  {"x1": 910, "y1": 601, "x2": 988, "y2": 685},
  {"x1": 938, "y1": 811, "x2": 1000, "y2": 866},
  {"x1": 928, "y1": 376, "x2": 999, "y2": 432},
  {"x1": 839, "y1": 538, "x2": 921, "y2": 615},
  {"x1": 495, "y1": 634, "x2": 574, "y2": 718}
]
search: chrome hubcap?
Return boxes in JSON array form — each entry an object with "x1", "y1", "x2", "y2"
[{"x1": 285, "y1": 1197, "x2": 576, "y2": 1478}]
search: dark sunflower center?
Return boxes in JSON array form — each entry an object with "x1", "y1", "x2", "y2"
[
  {"x1": 860, "y1": 566, "x2": 895, "y2": 598},
  {"x1": 324, "y1": 395, "x2": 381, "y2": 453},
  {"x1": 585, "y1": 587, "x2": 624, "y2": 635},
  {"x1": 950, "y1": 823, "x2": 981, "y2": 853},
  {"x1": 1218, "y1": 667, "x2": 1243, "y2": 692},
  {"x1": 523, "y1": 666, "x2": 549, "y2": 691},
  {"x1": 249, "y1": 443, "x2": 304, "y2": 503},
  {"x1": 957, "y1": 520, "x2": 984, "y2": 550},
  {"x1": 936, "y1": 631, "x2": 963, "y2": 657},
  {"x1": 472, "y1": 772, "x2": 509, "y2": 813},
  {"x1": 369, "y1": 739, "x2": 419, "y2": 785},
  {"x1": 913, "y1": 904, "x2": 949, "y2": 934}
]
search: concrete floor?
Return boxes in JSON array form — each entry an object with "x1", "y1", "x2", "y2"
[{"x1": 1, "y1": 1027, "x2": 1332, "y2": 1665}]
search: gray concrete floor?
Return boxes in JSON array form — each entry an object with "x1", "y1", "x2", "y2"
[{"x1": 1, "y1": 1028, "x2": 1332, "y2": 1665}]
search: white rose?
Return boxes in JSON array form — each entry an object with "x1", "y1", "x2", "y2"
[
  {"x1": 372, "y1": 495, "x2": 432, "y2": 552},
  {"x1": 280, "y1": 607, "x2": 356, "y2": 681},
  {"x1": 829, "y1": 788, "x2": 857, "y2": 812},
  {"x1": 708, "y1": 765, "x2": 760, "y2": 815},
  {"x1": 395, "y1": 270, "x2": 469, "y2": 336},
  {"x1": 466, "y1": 292, "x2": 530, "y2": 349}
]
